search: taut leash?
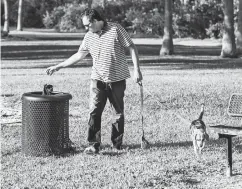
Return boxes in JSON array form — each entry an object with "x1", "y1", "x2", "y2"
[
  {"x1": 138, "y1": 81, "x2": 149, "y2": 149},
  {"x1": 138, "y1": 81, "x2": 144, "y2": 136}
]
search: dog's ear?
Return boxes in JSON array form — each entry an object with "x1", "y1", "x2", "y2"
[
  {"x1": 43, "y1": 84, "x2": 53, "y2": 95},
  {"x1": 190, "y1": 120, "x2": 196, "y2": 129},
  {"x1": 43, "y1": 84, "x2": 48, "y2": 95},
  {"x1": 205, "y1": 133, "x2": 209, "y2": 141},
  {"x1": 200, "y1": 120, "x2": 206, "y2": 128}
]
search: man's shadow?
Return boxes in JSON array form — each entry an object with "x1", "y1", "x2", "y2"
[{"x1": 61, "y1": 137, "x2": 241, "y2": 158}]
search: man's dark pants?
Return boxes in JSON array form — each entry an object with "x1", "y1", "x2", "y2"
[{"x1": 87, "y1": 79, "x2": 126, "y2": 150}]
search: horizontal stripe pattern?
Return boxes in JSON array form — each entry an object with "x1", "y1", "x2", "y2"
[{"x1": 78, "y1": 22, "x2": 133, "y2": 82}]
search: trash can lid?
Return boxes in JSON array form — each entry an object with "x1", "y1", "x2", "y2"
[{"x1": 22, "y1": 91, "x2": 72, "y2": 102}]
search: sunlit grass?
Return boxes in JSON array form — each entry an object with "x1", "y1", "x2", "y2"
[{"x1": 1, "y1": 66, "x2": 242, "y2": 188}]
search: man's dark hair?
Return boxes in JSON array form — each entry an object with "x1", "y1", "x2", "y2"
[{"x1": 81, "y1": 8, "x2": 105, "y2": 23}]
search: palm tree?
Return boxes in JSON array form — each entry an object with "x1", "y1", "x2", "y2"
[
  {"x1": 237, "y1": 0, "x2": 242, "y2": 55},
  {"x1": 17, "y1": 0, "x2": 23, "y2": 31},
  {"x1": 2, "y1": 0, "x2": 9, "y2": 36},
  {"x1": 221, "y1": 0, "x2": 237, "y2": 58},
  {"x1": 160, "y1": 0, "x2": 174, "y2": 55}
]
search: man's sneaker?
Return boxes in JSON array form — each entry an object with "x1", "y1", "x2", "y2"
[{"x1": 84, "y1": 146, "x2": 99, "y2": 154}]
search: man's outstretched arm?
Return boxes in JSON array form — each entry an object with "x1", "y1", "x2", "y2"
[{"x1": 46, "y1": 50, "x2": 88, "y2": 75}]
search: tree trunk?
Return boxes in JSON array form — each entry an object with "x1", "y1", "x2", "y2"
[
  {"x1": 17, "y1": 0, "x2": 23, "y2": 31},
  {"x1": 101, "y1": 0, "x2": 106, "y2": 9},
  {"x1": 160, "y1": 0, "x2": 174, "y2": 56},
  {"x1": 221, "y1": 0, "x2": 237, "y2": 58},
  {"x1": 236, "y1": 0, "x2": 242, "y2": 55},
  {"x1": 3, "y1": 0, "x2": 9, "y2": 35},
  {"x1": 88, "y1": 0, "x2": 92, "y2": 8}
]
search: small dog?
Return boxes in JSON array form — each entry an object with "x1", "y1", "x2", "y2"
[
  {"x1": 190, "y1": 104, "x2": 209, "y2": 158},
  {"x1": 42, "y1": 84, "x2": 53, "y2": 95}
]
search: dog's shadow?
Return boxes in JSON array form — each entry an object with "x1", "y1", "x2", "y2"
[{"x1": 122, "y1": 141, "x2": 194, "y2": 150}]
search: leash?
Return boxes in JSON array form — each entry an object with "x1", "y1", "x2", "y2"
[
  {"x1": 138, "y1": 81, "x2": 149, "y2": 149},
  {"x1": 138, "y1": 81, "x2": 145, "y2": 137}
]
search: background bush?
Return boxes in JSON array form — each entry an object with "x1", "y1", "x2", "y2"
[
  {"x1": 173, "y1": 1, "x2": 224, "y2": 39},
  {"x1": 1, "y1": 0, "x2": 240, "y2": 39},
  {"x1": 43, "y1": 3, "x2": 85, "y2": 32},
  {"x1": 9, "y1": 0, "x2": 44, "y2": 28}
]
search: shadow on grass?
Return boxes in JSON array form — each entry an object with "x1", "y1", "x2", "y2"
[
  {"x1": 57, "y1": 144, "x2": 129, "y2": 157},
  {"x1": 2, "y1": 137, "x2": 240, "y2": 157},
  {"x1": 233, "y1": 173, "x2": 242, "y2": 176},
  {"x1": 1, "y1": 45, "x2": 78, "y2": 60},
  {"x1": 180, "y1": 178, "x2": 201, "y2": 185},
  {"x1": 2, "y1": 43, "x2": 242, "y2": 69},
  {"x1": 1, "y1": 148, "x2": 21, "y2": 157},
  {"x1": 1, "y1": 44, "x2": 223, "y2": 59},
  {"x1": 100, "y1": 151, "x2": 127, "y2": 156},
  {"x1": 1, "y1": 147, "x2": 83, "y2": 158},
  {"x1": 137, "y1": 45, "x2": 222, "y2": 56},
  {"x1": 235, "y1": 145, "x2": 242, "y2": 153},
  {"x1": 123, "y1": 138, "x2": 231, "y2": 150}
]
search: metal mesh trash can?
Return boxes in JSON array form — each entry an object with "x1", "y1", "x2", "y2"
[{"x1": 22, "y1": 92, "x2": 72, "y2": 156}]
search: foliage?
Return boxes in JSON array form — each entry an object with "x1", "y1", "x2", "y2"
[
  {"x1": 93, "y1": 1, "x2": 127, "y2": 24},
  {"x1": 43, "y1": 6, "x2": 65, "y2": 29},
  {"x1": 43, "y1": 3, "x2": 86, "y2": 32},
  {"x1": 1, "y1": 0, "x2": 241, "y2": 38},
  {"x1": 8, "y1": 0, "x2": 44, "y2": 28},
  {"x1": 173, "y1": 0, "x2": 224, "y2": 39},
  {"x1": 124, "y1": 1, "x2": 164, "y2": 36},
  {"x1": 206, "y1": 22, "x2": 223, "y2": 39},
  {"x1": 43, "y1": 0, "x2": 164, "y2": 35}
]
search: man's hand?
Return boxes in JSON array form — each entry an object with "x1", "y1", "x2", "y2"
[
  {"x1": 46, "y1": 65, "x2": 60, "y2": 76},
  {"x1": 133, "y1": 69, "x2": 143, "y2": 83}
]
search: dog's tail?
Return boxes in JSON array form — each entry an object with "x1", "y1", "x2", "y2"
[{"x1": 198, "y1": 103, "x2": 205, "y2": 120}]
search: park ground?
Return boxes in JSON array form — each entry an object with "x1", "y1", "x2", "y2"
[{"x1": 1, "y1": 31, "x2": 242, "y2": 188}]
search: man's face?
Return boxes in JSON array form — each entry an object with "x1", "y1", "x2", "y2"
[{"x1": 82, "y1": 16, "x2": 97, "y2": 33}]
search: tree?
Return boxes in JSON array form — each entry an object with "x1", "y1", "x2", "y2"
[
  {"x1": 92, "y1": 0, "x2": 106, "y2": 9},
  {"x1": 2, "y1": 0, "x2": 9, "y2": 36},
  {"x1": 160, "y1": 0, "x2": 174, "y2": 55},
  {"x1": 88, "y1": 0, "x2": 92, "y2": 8},
  {"x1": 101, "y1": 0, "x2": 106, "y2": 9},
  {"x1": 17, "y1": 0, "x2": 23, "y2": 31},
  {"x1": 237, "y1": 0, "x2": 242, "y2": 55},
  {"x1": 221, "y1": 0, "x2": 237, "y2": 57}
]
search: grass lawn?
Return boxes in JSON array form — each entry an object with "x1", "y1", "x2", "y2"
[{"x1": 1, "y1": 63, "x2": 242, "y2": 188}]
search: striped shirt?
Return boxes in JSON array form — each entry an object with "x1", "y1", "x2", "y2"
[{"x1": 78, "y1": 22, "x2": 133, "y2": 82}]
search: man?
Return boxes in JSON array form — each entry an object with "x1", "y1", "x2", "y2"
[{"x1": 46, "y1": 8, "x2": 142, "y2": 154}]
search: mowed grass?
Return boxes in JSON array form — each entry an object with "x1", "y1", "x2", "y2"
[{"x1": 1, "y1": 65, "x2": 242, "y2": 189}]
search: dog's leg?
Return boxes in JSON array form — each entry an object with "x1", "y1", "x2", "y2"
[
  {"x1": 194, "y1": 144, "x2": 201, "y2": 159},
  {"x1": 193, "y1": 134, "x2": 199, "y2": 158}
]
